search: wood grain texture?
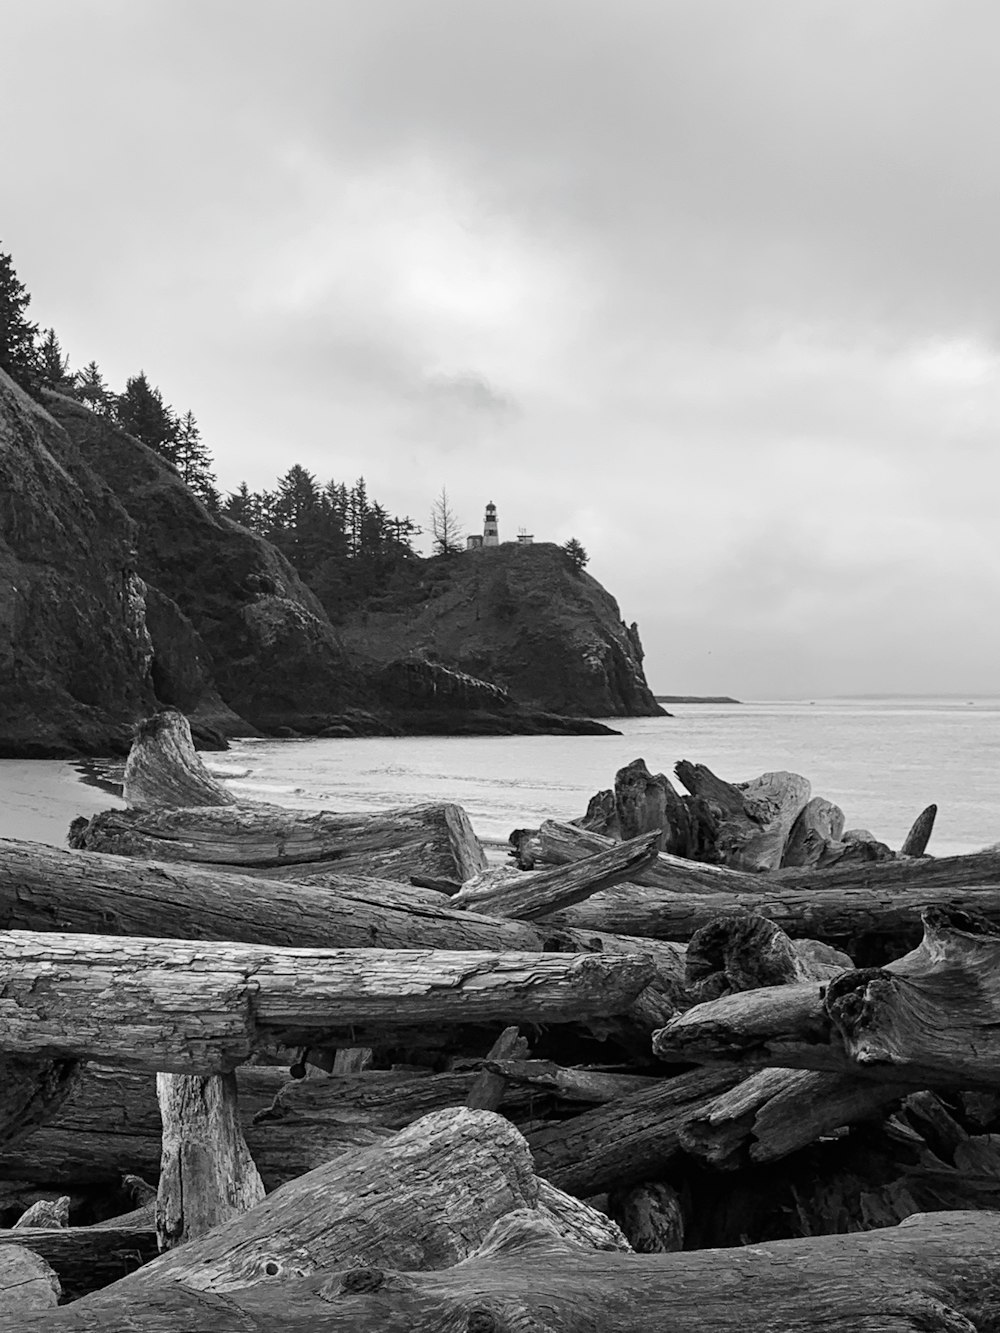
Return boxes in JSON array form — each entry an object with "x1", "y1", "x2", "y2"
[
  {"x1": 69, "y1": 802, "x2": 487, "y2": 884},
  {"x1": 0, "y1": 931, "x2": 654, "y2": 1071},
  {"x1": 12, "y1": 1209, "x2": 1000, "y2": 1331}
]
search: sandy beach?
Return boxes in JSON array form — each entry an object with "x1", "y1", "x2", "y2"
[{"x1": 0, "y1": 761, "x2": 125, "y2": 848}]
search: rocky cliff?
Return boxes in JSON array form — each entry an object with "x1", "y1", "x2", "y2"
[
  {"x1": 0, "y1": 370, "x2": 154, "y2": 755},
  {"x1": 339, "y1": 543, "x2": 664, "y2": 718},
  {"x1": 45, "y1": 393, "x2": 375, "y2": 736},
  {"x1": 0, "y1": 379, "x2": 661, "y2": 754}
]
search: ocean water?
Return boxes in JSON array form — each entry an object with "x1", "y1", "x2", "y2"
[{"x1": 215, "y1": 698, "x2": 1000, "y2": 858}]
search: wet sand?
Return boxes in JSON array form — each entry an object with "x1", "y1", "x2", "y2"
[{"x1": 0, "y1": 761, "x2": 125, "y2": 848}]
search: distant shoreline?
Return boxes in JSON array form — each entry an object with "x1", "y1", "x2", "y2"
[{"x1": 655, "y1": 695, "x2": 742, "y2": 705}]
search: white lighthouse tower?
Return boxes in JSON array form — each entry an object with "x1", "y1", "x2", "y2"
[{"x1": 483, "y1": 500, "x2": 499, "y2": 546}]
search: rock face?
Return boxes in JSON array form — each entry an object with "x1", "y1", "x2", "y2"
[
  {"x1": 0, "y1": 370, "x2": 155, "y2": 756},
  {"x1": 0, "y1": 381, "x2": 661, "y2": 753},
  {"x1": 45, "y1": 394, "x2": 373, "y2": 735},
  {"x1": 341, "y1": 543, "x2": 664, "y2": 718}
]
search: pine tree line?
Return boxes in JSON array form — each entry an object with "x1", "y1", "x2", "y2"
[
  {"x1": 1, "y1": 243, "x2": 220, "y2": 509},
  {"x1": 223, "y1": 465, "x2": 421, "y2": 620}
]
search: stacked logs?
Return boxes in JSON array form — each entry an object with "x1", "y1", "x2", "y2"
[{"x1": 0, "y1": 716, "x2": 998, "y2": 1328}]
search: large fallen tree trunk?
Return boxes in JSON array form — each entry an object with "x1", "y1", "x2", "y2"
[
  {"x1": 0, "y1": 838, "x2": 544, "y2": 952},
  {"x1": 0, "y1": 931, "x2": 653, "y2": 1071},
  {"x1": 530, "y1": 817, "x2": 1000, "y2": 897},
  {"x1": 539, "y1": 857, "x2": 1000, "y2": 962},
  {"x1": 653, "y1": 906, "x2": 1000, "y2": 1088},
  {"x1": 69, "y1": 802, "x2": 488, "y2": 884},
  {"x1": 65, "y1": 1108, "x2": 544, "y2": 1302},
  {"x1": 17, "y1": 1208, "x2": 1000, "y2": 1331}
]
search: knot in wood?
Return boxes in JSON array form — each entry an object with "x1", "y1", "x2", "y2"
[
  {"x1": 341, "y1": 1266, "x2": 385, "y2": 1294},
  {"x1": 467, "y1": 1312, "x2": 498, "y2": 1333}
]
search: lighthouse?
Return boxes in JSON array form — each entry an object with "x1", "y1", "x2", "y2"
[{"x1": 483, "y1": 501, "x2": 499, "y2": 546}]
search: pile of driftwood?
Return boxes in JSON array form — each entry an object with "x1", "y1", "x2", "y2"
[{"x1": 0, "y1": 717, "x2": 999, "y2": 1329}]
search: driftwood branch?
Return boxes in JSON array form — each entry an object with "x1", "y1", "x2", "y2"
[{"x1": 452, "y1": 832, "x2": 660, "y2": 920}]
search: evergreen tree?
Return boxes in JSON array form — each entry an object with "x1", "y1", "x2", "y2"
[
  {"x1": 35, "y1": 327, "x2": 74, "y2": 392},
  {"x1": 174, "y1": 409, "x2": 219, "y2": 508},
  {"x1": 0, "y1": 245, "x2": 39, "y2": 388},
  {"x1": 114, "y1": 372, "x2": 179, "y2": 462},
  {"x1": 562, "y1": 537, "x2": 589, "y2": 572},
  {"x1": 75, "y1": 360, "x2": 112, "y2": 416}
]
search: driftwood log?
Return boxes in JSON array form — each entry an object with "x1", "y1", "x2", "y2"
[
  {"x1": 122, "y1": 709, "x2": 236, "y2": 810},
  {"x1": 674, "y1": 763, "x2": 812, "y2": 871},
  {"x1": 14, "y1": 1209, "x2": 1000, "y2": 1331},
  {"x1": 0, "y1": 930, "x2": 653, "y2": 1070},
  {"x1": 69, "y1": 802, "x2": 488, "y2": 884},
  {"x1": 526, "y1": 1067, "x2": 741, "y2": 1197},
  {"x1": 66, "y1": 1109, "x2": 547, "y2": 1301},
  {"x1": 654, "y1": 906, "x2": 1000, "y2": 1088},
  {"x1": 155, "y1": 1072, "x2": 265, "y2": 1249},
  {"x1": 780, "y1": 796, "x2": 846, "y2": 868},
  {"x1": 451, "y1": 832, "x2": 660, "y2": 919}
]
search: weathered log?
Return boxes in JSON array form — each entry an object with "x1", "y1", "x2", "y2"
[
  {"x1": 155, "y1": 1072, "x2": 265, "y2": 1250},
  {"x1": 540, "y1": 852, "x2": 1000, "y2": 961},
  {"x1": 0, "y1": 837, "x2": 544, "y2": 952},
  {"x1": 526, "y1": 1068, "x2": 741, "y2": 1197},
  {"x1": 613, "y1": 758, "x2": 711, "y2": 858},
  {"x1": 535, "y1": 1179, "x2": 631, "y2": 1253},
  {"x1": 824, "y1": 906, "x2": 1000, "y2": 1087},
  {"x1": 674, "y1": 763, "x2": 812, "y2": 871},
  {"x1": 519, "y1": 820, "x2": 747, "y2": 892},
  {"x1": 0, "y1": 931, "x2": 654, "y2": 1071},
  {"x1": 1, "y1": 1064, "x2": 551, "y2": 1191},
  {"x1": 678, "y1": 1067, "x2": 905, "y2": 1169},
  {"x1": 451, "y1": 832, "x2": 661, "y2": 920},
  {"x1": 655, "y1": 906, "x2": 1000, "y2": 1088},
  {"x1": 121, "y1": 709, "x2": 236, "y2": 810},
  {"x1": 0, "y1": 1245, "x2": 59, "y2": 1315},
  {"x1": 608, "y1": 1181, "x2": 684, "y2": 1252},
  {"x1": 69, "y1": 802, "x2": 487, "y2": 884},
  {"x1": 484, "y1": 1059, "x2": 661, "y2": 1104},
  {"x1": 683, "y1": 912, "x2": 851, "y2": 1002},
  {"x1": 901, "y1": 803, "x2": 938, "y2": 857},
  {"x1": 0, "y1": 1227, "x2": 155, "y2": 1301},
  {"x1": 24, "y1": 1208, "x2": 1000, "y2": 1332},
  {"x1": 780, "y1": 796, "x2": 846, "y2": 868},
  {"x1": 535, "y1": 816, "x2": 1000, "y2": 898},
  {"x1": 69, "y1": 1108, "x2": 543, "y2": 1301}
]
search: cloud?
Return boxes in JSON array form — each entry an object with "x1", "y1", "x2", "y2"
[{"x1": 3, "y1": 0, "x2": 1000, "y2": 694}]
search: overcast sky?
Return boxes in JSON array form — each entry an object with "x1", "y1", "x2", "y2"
[{"x1": 5, "y1": 0, "x2": 1000, "y2": 698}]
